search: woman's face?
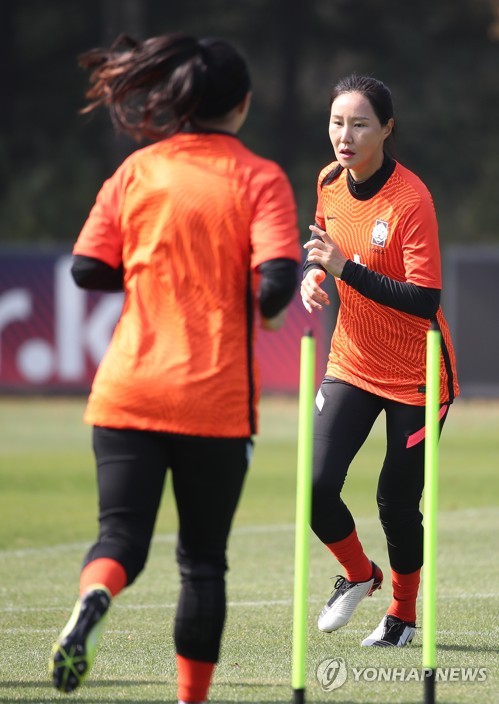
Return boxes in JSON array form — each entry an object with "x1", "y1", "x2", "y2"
[{"x1": 329, "y1": 91, "x2": 393, "y2": 182}]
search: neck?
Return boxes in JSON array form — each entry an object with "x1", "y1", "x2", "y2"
[
  {"x1": 348, "y1": 152, "x2": 385, "y2": 183},
  {"x1": 191, "y1": 116, "x2": 239, "y2": 135},
  {"x1": 346, "y1": 153, "x2": 396, "y2": 201}
]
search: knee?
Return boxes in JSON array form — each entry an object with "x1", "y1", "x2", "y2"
[
  {"x1": 311, "y1": 470, "x2": 345, "y2": 522},
  {"x1": 312, "y1": 469, "x2": 344, "y2": 504},
  {"x1": 176, "y1": 547, "x2": 227, "y2": 584},
  {"x1": 377, "y1": 493, "x2": 422, "y2": 529}
]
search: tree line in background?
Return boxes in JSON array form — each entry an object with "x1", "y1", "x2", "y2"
[{"x1": 1, "y1": 0, "x2": 499, "y2": 247}]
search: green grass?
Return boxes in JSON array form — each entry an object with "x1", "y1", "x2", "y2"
[{"x1": 0, "y1": 396, "x2": 498, "y2": 703}]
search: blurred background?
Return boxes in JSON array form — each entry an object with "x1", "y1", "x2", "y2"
[{"x1": 1, "y1": 0, "x2": 499, "y2": 396}]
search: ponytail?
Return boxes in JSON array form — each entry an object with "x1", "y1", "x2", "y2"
[{"x1": 79, "y1": 33, "x2": 251, "y2": 141}]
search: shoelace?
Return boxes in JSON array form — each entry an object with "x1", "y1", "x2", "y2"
[
  {"x1": 332, "y1": 566, "x2": 378, "y2": 594},
  {"x1": 383, "y1": 616, "x2": 413, "y2": 637},
  {"x1": 332, "y1": 575, "x2": 349, "y2": 592}
]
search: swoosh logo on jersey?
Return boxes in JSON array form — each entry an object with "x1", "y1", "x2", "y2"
[{"x1": 326, "y1": 216, "x2": 336, "y2": 220}]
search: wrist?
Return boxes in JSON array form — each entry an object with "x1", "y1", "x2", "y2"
[
  {"x1": 261, "y1": 308, "x2": 286, "y2": 331},
  {"x1": 340, "y1": 258, "x2": 356, "y2": 281}
]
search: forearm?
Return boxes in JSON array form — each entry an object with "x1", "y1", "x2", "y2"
[
  {"x1": 341, "y1": 260, "x2": 440, "y2": 318},
  {"x1": 303, "y1": 227, "x2": 327, "y2": 279},
  {"x1": 258, "y1": 258, "x2": 298, "y2": 318}
]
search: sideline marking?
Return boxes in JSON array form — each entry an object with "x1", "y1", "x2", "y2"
[
  {"x1": 2, "y1": 593, "x2": 498, "y2": 615},
  {"x1": 2, "y1": 508, "x2": 498, "y2": 560}
]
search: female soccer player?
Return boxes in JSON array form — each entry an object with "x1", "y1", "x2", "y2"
[
  {"x1": 50, "y1": 33, "x2": 300, "y2": 703},
  {"x1": 301, "y1": 74, "x2": 459, "y2": 647}
]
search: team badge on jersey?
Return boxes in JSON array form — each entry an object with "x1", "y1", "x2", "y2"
[{"x1": 371, "y1": 219, "x2": 389, "y2": 247}]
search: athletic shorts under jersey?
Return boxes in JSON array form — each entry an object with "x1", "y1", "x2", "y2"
[
  {"x1": 315, "y1": 160, "x2": 459, "y2": 405},
  {"x1": 74, "y1": 132, "x2": 300, "y2": 436}
]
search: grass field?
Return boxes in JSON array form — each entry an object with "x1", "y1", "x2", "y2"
[{"x1": 1, "y1": 396, "x2": 498, "y2": 704}]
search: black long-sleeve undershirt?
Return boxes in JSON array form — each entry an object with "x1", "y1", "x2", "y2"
[
  {"x1": 303, "y1": 254, "x2": 440, "y2": 319},
  {"x1": 71, "y1": 254, "x2": 298, "y2": 319},
  {"x1": 340, "y1": 259, "x2": 440, "y2": 318},
  {"x1": 258, "y1": 258, "x2": 298, "y2": 318},
  {"x1": 71, "y1": 255, "x2": 124, "y2": 291}
]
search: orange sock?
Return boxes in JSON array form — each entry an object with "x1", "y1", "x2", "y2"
[
  {"x1": 80, "y1": 558, "x2": 127, "y2": 598},
  {"x1": 325, "y1": 529, "x2": 373, "y2": 582},
  {"x1": 387, "y1": 568, "x2": 420, "y2": 623},
  {"x1": 177, "y1": 654, "x2": 215, "y2": 703}
]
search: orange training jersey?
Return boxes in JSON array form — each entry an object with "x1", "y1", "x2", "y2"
[
  {"x1": 315, "y1": 161, "x2": 459, "y2": 405},
  {"x1": 74, "y1": 132, "x2": 300, "y2": 436}
]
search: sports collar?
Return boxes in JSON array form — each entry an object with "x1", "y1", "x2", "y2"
[{"x1": 346, "y1": 154, "x2": 396, "y2": 201}]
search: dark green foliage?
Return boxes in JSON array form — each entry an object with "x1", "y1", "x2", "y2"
[{"x1": 2, "y1": 0, "x2": 499, "y2": 244}]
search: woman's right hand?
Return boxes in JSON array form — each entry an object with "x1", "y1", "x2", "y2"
[{"x1": 301, "y1": 268, "x2": 330, "y2": 314}]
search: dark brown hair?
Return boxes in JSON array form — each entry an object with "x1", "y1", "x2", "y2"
[{"x1": 79, "y1": 33, "x2": 251, "y2": 141}]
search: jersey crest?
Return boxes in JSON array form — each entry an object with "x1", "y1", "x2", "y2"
[{"x1": 371, "y1": 219, "x2": 389, "y2": 247}]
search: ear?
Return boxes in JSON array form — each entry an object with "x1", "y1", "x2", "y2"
[
  {"x1": 383, "y1": 117, "x2": 394, "y2": 141},
  {"x1": 237, "y1": 91, "x2": 252, "y2": 114}
]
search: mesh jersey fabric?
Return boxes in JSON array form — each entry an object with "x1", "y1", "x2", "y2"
[
  {"x1": 73, "y1": 132, "x2": 300, "y2": 436},
  {"x1": 314, "y1": 160, "x2": 459, "y2": 405}
]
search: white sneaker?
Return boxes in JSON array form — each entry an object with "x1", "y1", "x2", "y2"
[
  {"x1": 361, "y1": 614, "x2": 416, "y2": 647},
  {"x1": 317, "y1": 562, "x2": 383, "y2": 633}
]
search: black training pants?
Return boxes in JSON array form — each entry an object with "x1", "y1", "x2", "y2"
[
  {"x1": 311, "y1": 378, "x2": 448, "y2": 574},
  {"x1": 85, "y1": 426, "x2": 250, "y2": 662}
]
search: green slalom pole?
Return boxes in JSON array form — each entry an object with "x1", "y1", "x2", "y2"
[
  {"x1": 423, "y1": 321, "x2": 441, "y2": 704},
  {"x1": 291, "y1": 331, "x2": 315, "y2": 704}
]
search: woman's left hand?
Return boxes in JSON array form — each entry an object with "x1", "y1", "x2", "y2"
[{"x1": 303, "y1": 225, "x2": 348, "y2": 279}]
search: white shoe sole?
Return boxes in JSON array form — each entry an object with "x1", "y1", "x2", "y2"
[{"x1": 361, "y1": 616, "x2": 415, "y2": 647}]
